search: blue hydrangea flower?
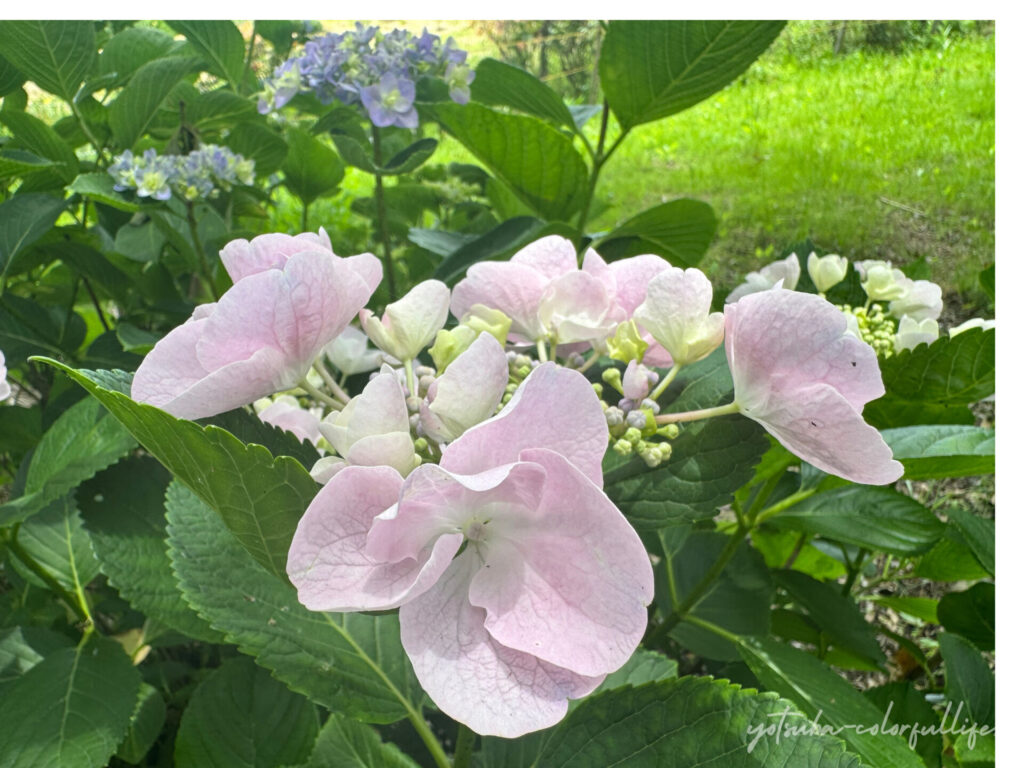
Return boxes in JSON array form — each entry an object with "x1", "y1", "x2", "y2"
[
  {"x1": 360, "y1": 72, "x2": 418, "y2": 128},
  {"x1": 107, "y1": 145, "x2": 255, "y2": 202}
]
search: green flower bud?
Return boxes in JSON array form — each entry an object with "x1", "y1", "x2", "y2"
[
  {"x1": 602, "y1": 367, "x2": 624, "y2": 395},
  {"x1": 460, "y1": 304, "x2": 512, "y2": 347},
  {"x1": 606, "y1": 320, "x2": 649, "y2": 364},
  {"x1": 428, "y1": 326, "x2": 477, "y2": 374}
]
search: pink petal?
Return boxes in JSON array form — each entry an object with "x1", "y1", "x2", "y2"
[
  {"x1": 451, "y1": 261, "x2": 549, "y2": 341},
  {"x1": 361, "y1": 280, "x2": 451, "y2": 361},
  {"x1": 622, "y1": 361, "x2": 651, "y2": 401},
  {"x1": 347, "y1": 432, "x2": 418, "y2": 476},
  {"x1": 468, "y1": 449, "x2": 653, "y2": 677},
  {"x1": 633, "y1": 268, "x2": 724, "y2": 366},
  {"x1": 510, "y1": 235, "x2": 578, "y2": 281},
  {"x1": 400, "y1": 550, "x2": 603, "y2": 738},
  {"x1": 741, "y1": 383, "x2": 903, "y2": 484},
  {"x1": 580, "y1": 249, "x2": 616, "y2": 296},
  {"x1": 257, "y1": 399, "x2": 323, "y2": 446},
  {"x1": 420, "y1": 332, "x2": 509, "y2": 443},
  {"x1": 725, "y1": 289, "x2": 883, "y2": 412},
  {"x1": 439, "y1": 363, "x2": 609, "y2": 487},
  {"x1": 608, "y1": 254, "x2": 671, "y2": 316},
  {"x1": 537, "y1": 271, "x2": 617, "y2": 344},
  {"x1": 287, "y1": 465, "x2": 462, "y2": 612},
  {"x1": 219, "y1": 229, "x2": 333, "y2": 282}
]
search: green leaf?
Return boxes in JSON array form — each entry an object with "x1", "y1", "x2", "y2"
[
  {"x1": 329, "y1": 132, "x2": 377, "y2": 174},
  {"x1": 0, "y1": 109, "x2": 78, "y2": 184},
  {"x1": 868, "y1": 596, "x2": 939, "y2": 625},
  {"x1": 78, "y1": 455, "x2": 221, "y2": 643},
  {"x1": 862, "y1": 682, "x2": 942, "y2": 768},
  {"x1": 0, "y1": 634, "x2": 140, "y2": 768},
  {"x1": 166, "y1": 482, "x2": 424, "y2": 723},
  {"x1": 0, "y1": 396, "x2": 136, "y2": 527},
  {"x1": 470, "y1": 58, "x2": 575, "y2": 128},
  {"x1": 0, "y1": 193, "x2": 67, "y2": 278},
  {"x1": 429, "y1": 102, "x2": 588, "y2": 222},
  {"x1": 773, "y1": 570, "x2": 885, "y2": 667},
  {"x1": 175, "y1": 657, "x2": 318, "y2": 768},
  {"x1": 978, "y1": 264, "x2": 995, "y2": 305},
  {"x1": 115, "y1": 322, "x2": 161, "y2": 355},
  {"x1": 433, "y1": 217, "x2": 562, "y2": 284},
  {"x1": 937, "y1": 583, "x2": 994, "y2": 651},
  {"x1": 943, "y1": 506, "x2": 994, "y2": 578},
  {"x1": 600, "y1": 21, "x2": 785, "y2": 129},
  {"x1": 663, "y1": 531, "x2": 773, "y2": 660},
  {"x1": 254, "y1": 21, "x2": 304, "y2": 57},
  {"x1": 68, "y1": 172, "x2": 140, "y2": 212},
  {"x1": 382, "y1": 137, "x2": 438, "y2": 175},
  {"x1": 408, "y1": 228, "x2": 476, "y2": 257},
  {"x1": 303, "y1": 714, "x2": 419, "y2": 768},
  {"x1": 116, "y1": 683, "x2": 167, "y2": 764},
  {"x1": 0, "y1": 626, "x2": 73, "y2": 695},
  {"x1": 282, "y1": 128, "x2": 345, "y2": 206},
  {"x1": 38, "y1": 361, "x2": 317, "y2": 578},
  {"x1": 592, "y1": 648, "x2": 678, "y2": 694},
  {"x1": 113, "y1": 220, "x2": 166, "y2": 263},
  {"x1": 97, "y1": 25, "x2": 179, "y2": 87},
  {"x1": 189, "y1": 89, "x2": 257, "y2": 133},
  {"x1": 0, "y1": 149, "x2": 55, "y2": 179},
  {"x1": 737, "y1": 636, "x2": 926, "y2": 768},
  {"x1": 604, "y1": 349, "x2": 769, "y2": 528},
  {"x1": 534, "y1": 676, "x2": 863, "y2": 767},
  {"x1": 882, "y1": 425, "x2": 993, "y2": 479},
  {"x1": 199, "y1": 407, "x2": 322, "y2": 470},
  {"x1": 955, "y1": 731, "x2": 995, "y2": 768},
  {"x1": 750, "y1": 529, "x2": 846, "y2": 580},
  {"x1": 0, "y1": 294, "x2": 83, "y2": 364},
  {"x1": 876, "y1": 328, "x2": 995, "y2": 406},
  {"x1": 914, "y1": 527, "x2": 989, "y2": 581},
  {"x1": 0, "y1": 21, "x2": 96, "y2": 102},
  {"x1": 938, "y1": 633, "x2": 993, "y2": 728},
  {"x1": 0, "y1": 53, "x2": 26, "y2": 97},
  {"x1": 167, "y1": 21, "x2": 246, "y2": 90},
  {"x1": 768, "y1": 486, "x2": 944, "y2": 556},
  {"x1": 226, "y1": 122, "x2": 288, "y2": 175},
  {"x1": 13, "y1": 496, "x2": 100, "y2": 592},
  {"x1": 109, "y1": 55, "x2": 199, "y2": 149},
  {"x1": 596, "y1": 199, "x2": 717, "y2": 268}
]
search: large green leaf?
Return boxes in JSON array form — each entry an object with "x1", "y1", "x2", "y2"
[
  {"x1": 0, "y1": 21, "x2": 96, "y2": 102},
  {"x1": 429, "y1": 102, "x2": 588, "y2": 222},
  {"x1": 0, "y1": 633, "x2": 140, "y2": 768},
  {"x1": 768, "y1": 485, "x2": 944, "y2": 556},
  {"x1": 166, "y1": 482, "x2": 424, "y2": 723},
  {"x1": 863, "y1": 683, "x2": 942, "y2": 768},
  {"x1": 0, "y1": 193, "x2": 67, "y2": 278},
  {"x1": 303, "y1": 715, "x2": 419, "y2": 768},
  {"x1": 0, "y1": 294, "x2": 84, "y2": 364},
  {"x1": 0, "y1": 396, "x2": 136, "y2": 527},
  {"x1": 78, "y1": 455, "x2": 221, "y2": 643},
  {"x1": 596, "y1": 199, "x2": 717, "y2": 268},
  {"x1": 600, "y1": 21, "x2": 785, "y2": 129},
  {"x1": 167, "y1": 21, "x2": 246, "y2": 90},
  {"x1": 282, "y1": 128, "x2": 345, "y2": 206},
  {"x1": 68, "y1": 172, "x2": 140, "y2": 212},
  {"x1": 943, "y1": 506, "x2": 994, "y2": 578},
  {"x1": 533, "y1": 676, "x2": 863, "y2": 767},
  {"x1": 433, "y1": 218, "x2": 577, "y2": 284},
  {"x1": 662, "y1": 531, "x2": 773, "y2": 660},
  {"x1": 737, "y1": 636, "x2": 926, "y2": 768},
  {"x1": 11, "y1": 496, "x2": 100, "y2": 594},
  {"x1": 0, "y1": 109, "x2": 79, "y2": 183},
  {"x1": 882, "y1": 425, "x2": 994, "y2": 479},
  {"x1": 0, "y1": 52, "x2": 26, "y2": 97},
  {"x1": 0, "y1": 625, "x2": 73, "y2": 696},
  {"x1": 937, "y1": 583, "x2": 994, "y2": 651},
  {"x1": 0, "y1": 149, "x2": 55, "y2": 180},
  {"x1": 604, "y1": 349, "x2": 769, "y2": 528},
  {"x1": 914, "y1": 526, "x2": 989, "y2": 581},
  {"x1": 225, "y1": 121, "x2": 288, "y2": 175},
  {"x1": 773, "y1": 570, "x2": 885, "y2": 667},
  {"x1": 175, "y1": 657, "x2": 319, "y2": 768},
  {"x1": 470, "y1": 58, "x2": 575, "y2": 128},
  {"x1": 97, "y1": 25, "x2": 179, "y2": 87},
  {"x1": 115, "y1": 683, "x2": 167, "y2": 764},
  {"x1": 939, "y1": 633, "x2": 993, "y2": 728},
  {"x1": 38, "y1": 361, "x2": 317, "y2": 578},
  {"x1": 189, "y1": 89, "x2": 257, "y2": 133},
  {"x1": 109, "y1": 55, "x2": 199, "y2": 149},
  {"x1": 751, "y1": 528, "x2": 846, "y2": 581}
]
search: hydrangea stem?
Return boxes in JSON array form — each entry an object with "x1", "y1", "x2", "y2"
[
  {"x1": 300, "y1": 379, "x2": 347, "y2": 411},
  {"x1": 536, "y1": 339, "x2": 549, "y2": 363},
  {"x1": 313, "y1": 359, "x2": 350, "y2": 404},
  {"x1": 186, "y1": 201, "x2": 221, "y2": 300},
  {"x1": 752, "y1": 487, "x2": 817, "y2": 527},
  {"x1": 452, "y1": 723, "x2": 476, "y2": 768},
  {"x1": 654, "y1": 400, "x2": 741, "y2": 425},
  {"x1": 371, "y1": 125, "x2": 398, "y2": 301},
  {"x1": 648, "y1": 363, "x2": 681, "y2": 401}
]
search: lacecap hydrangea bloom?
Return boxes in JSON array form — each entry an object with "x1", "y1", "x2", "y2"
[
  {"x1": 288, "y1": 364, "x2": 654, "y2": 737},
  {"x1": 109, "y1": 145, "x2": 254, "y2": 202}
]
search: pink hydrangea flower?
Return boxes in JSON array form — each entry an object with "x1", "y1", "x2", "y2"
[
  {"x1": 288, "y1": 364, "x2": 653, "y2": 737},
  {"x1": 132, "y1": 250, "x2": 381, "y2": 420},
  {"x1": 726, "y1": 253, "x2": 800, "y2": 304},
  {"x1": 725, "y1": 289, "x2": 903, "y2": 485},
  {"x1": 256, "y1": 395, "x2": 323, "y2": 447},
  {"x1": 360, "y1": 279, "x2": 451, "y2": 362},
  {"x1": 633, "y1": 267, "x2": 724, "y2": 369},
  {"x1": 219, "y1": 227, "x2": 337, "y2": 282}
]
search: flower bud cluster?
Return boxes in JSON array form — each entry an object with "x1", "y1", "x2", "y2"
[
  {"x1": 258, "y1": 25, "x2": 473, "y2": 128},
  {"x1": 842, "y1": 303, "x2": 897, "y2": 357},
  {"x1": 109, "y1": 146, "x2": 255, "y2": 202},
  {"x1": 599, "y1": 368, "x2": 677, "y2": 467},
  {"x1": 499, "y1": 352, "x2": 539, "y2": 409}
]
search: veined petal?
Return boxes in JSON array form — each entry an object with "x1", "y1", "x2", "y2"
[
  {"x1": 510, "y1": 235, "x2": 578, "y2": 281},
  {"x1": 219, "y1": 229, "x2": 333, "y2": 282},
  {"x1": 451, "y1": 261, "x2": 549, "y2": 341}
]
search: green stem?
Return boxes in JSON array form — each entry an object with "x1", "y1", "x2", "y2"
[
  {"x1": 753, "y1": 487, "x2": 817, "y2": 527},
  {"x1": 301, "y1": 200, "x2": 309, "y2": 232},
  {"x1": 244, "y1": 22, "x2": 258, "y2": 80},
  {"x1": 743, "y1": 468, "x2": 785, "y2": 524},
  {"x1": 404, "y1": 358, "x2": 417, "y2": 396},
  {"x1": 186, "y1": 201, "x2": 221, "y2": 300},
  {"x1": 82, "y1": 278, "x2": 110, "y2": 332},
  {"x1": 577, "y1": 350, "x2": 601, "y2": 373},
  {"x1": 452, "y1": 723, "x2": 476, "y2": 768},
  {"x1": 654, "y1": 400, "x2": 740, "y2": 425},
  {"x1": 313, "y1": 359, "x2": 350, "y2": 404},
  {"x1": 371, "y1": 125, "x2": 397, "y2": 301},
  {"x1": 574, "y1": 101, "x2": 610, "y2": 253},
  {"x1": 841, "y1": 549, "x2": 867, "y2": 597},
  {"x1": 648, "y1": 363, "x2": 682, "y2": 401},
  {"x1": 647, "y1": 522, "x2": 748, "y2": 646},
  {"x1": 71, "y1": 101, "x2": 107, "y2": 165},
  {"x1": 683, "y1": 613, "x2": 741, "y2": 645},
  {"x1": 536, "y1": 339, "x2": 548, "y2": 363},
  {"x1": 300, "y1": 379, "x2": 347, "y2": 411},
  {"x1": 782, "y1": 533, "x2": 807, "y2": 569},
  {"x1": 4, "y1": 526, "x2": 90, "y2": 626}
]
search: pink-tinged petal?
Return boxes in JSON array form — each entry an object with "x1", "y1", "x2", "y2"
[
  {"x1": 451, "y1": 261, "x2": 549, "y2": 341},
  {"x1": 320, "y1": 369, "x2": 413, "y2": 472},
  {"x1": 726, "y1": 253, "x2": 801, "y2": 304},
  {"x1": 440, "y1": 363, "x2": 608, "y2": 487},
  {"x1": 641, "y1": 339, "x2": 674, "y2": 368},
  {"x1": 400, "y1": 550, "x2": 603, "y2": 737},
  {"x1": 468, "y1": 449, "x2": 653, "y2": 677},
  {"x1": 420, "y1": 332, "x2": 509, "y2": 443},
  {"x1": 219, "y1": 229, "x2": 334, "y2": 282},
  {"x1": 325, "y1": 325, "x2": 384, "y2": 376},
  {"x1": 510, "y1": 235, "x2": 578, "y2": 281},
  {"x1": 287, "y1": 465, "x2": 463, "y2": 612},
  {"x1": 622, "y1": 361, "x2": 651, "y2": 401},
  {"x1": 608, "y1": 253, "x2": 671, "y2": 315},
  {"x1": 366, "y1": 461, "x2": 547, "y2": 564},
  {"x1": 310, "y1": 456, "x2": 346, "y2": 484},
  {"x1": 725, "y1": 289, "x2": 883, "y2": 412},
  {"x1": 257, "y1": 399, "x2": 323, "y2": 446},
  {"x1": 337, "y1": 251, "x2": 383, "y2": 299},
  {"x1": 580, "y1": 249, "x2": 616, "y2": 296},
  {"x1": 633, "y1": 268, "x2": 724, "y2": 366},
  {"x1": 361, "y1": 280, "x2": 451, "y2": 361},
  {"x1": 538, "y1": 271, "x2": 617, "y2": 344},
  {"x1": 742, "y1": 384, "x2": 903, "y2": 484},
  {"x1": 347, "y1": 432, "x2": 418, "y2": 476}
]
